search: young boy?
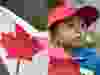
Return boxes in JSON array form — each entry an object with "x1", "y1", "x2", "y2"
[{"x1": 48, "y1": 5, "x2": 97, "y2": 75}]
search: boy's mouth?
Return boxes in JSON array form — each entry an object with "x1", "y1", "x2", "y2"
[
  {"x1": 75, "y1": 38, "x2": 81, "y2": 40},
  {"x1": 73, "y1": 36, "x2": 81, "y2": 41}
]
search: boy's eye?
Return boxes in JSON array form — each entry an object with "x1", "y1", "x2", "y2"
[{"x1": 67, "y1": 23, "x2": 74, "y2": 28}]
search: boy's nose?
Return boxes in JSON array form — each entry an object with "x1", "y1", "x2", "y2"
[{"x1": 75, "y1": 26, "x2": 81, "y2": 33}]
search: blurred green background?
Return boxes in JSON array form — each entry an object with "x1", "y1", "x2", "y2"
[
  {"x1": 32, "y1": 16, "x2": 48, "y2": 32},
  {"x1": 31, "y1": 0, "x2": 57, "y2": 32},
  {"x1": 81, "y1": 32, "x2": 100, "y2": 48}
]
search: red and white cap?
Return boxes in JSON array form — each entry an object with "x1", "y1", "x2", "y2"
[
  {"x1": 48, "y1": 5, "x2": 75, "y2": 27},
  {"x1": 48, "y1": 4, "x2": 97, "y2": 28}
]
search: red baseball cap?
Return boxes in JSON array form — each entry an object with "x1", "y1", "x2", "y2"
[
  {"x1": 48, "y1": 5, "x2": 98, "y2": 28},
  {"x1": 48, "y1": 5, "x2": 75, "y2": 27}
]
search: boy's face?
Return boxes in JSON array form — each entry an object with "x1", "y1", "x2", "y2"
[{"x1": 54, "y1": 16, "x2": 82, "y2": 48}]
